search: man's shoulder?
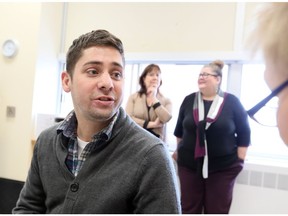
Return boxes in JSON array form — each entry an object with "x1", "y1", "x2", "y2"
[
  {"x1": 114, "y1": 108, "x2": 166, "y2": 151},
  {"x1": 120, "y1": 115, "x2": 164, "y2": 147},
  {"x1": 123, "y1": 116, "x2": 161, "y2": 142},
  {"x1": 37, "y1": 123, "x2": 59, "y2": 138},
  {"x1": 35, "y1": 123, "x2": 61, "y2": 147}
]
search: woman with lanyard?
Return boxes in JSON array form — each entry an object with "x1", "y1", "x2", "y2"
[{"x1": 173, "y1": 60, "x2": 251, "y2": 214}]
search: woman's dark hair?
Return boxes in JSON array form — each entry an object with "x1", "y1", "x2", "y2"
[
  {"x1": 66, "y1": 29, "x2": 125, "y2": 78},
  {"x1": 138, "y1": 64, "x2": 162, "y2": 96}
]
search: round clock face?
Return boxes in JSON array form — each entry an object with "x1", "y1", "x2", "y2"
[{"x1": 2, "y1": 39, "x2": 18, "y2": 58}]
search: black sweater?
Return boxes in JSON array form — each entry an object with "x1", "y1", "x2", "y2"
[{"x1": 174, "y1": 92, "x2": 251, "y2": 172}]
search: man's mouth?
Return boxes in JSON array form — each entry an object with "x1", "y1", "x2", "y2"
[{"x1": 95, "y1": 96, "x2": 114, "y2": 101}]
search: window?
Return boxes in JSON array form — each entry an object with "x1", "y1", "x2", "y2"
[
  {"x1": 57, "y1": 61, "x2": 288, "y2": 164},
  {"x1": 122, "y1": 63, "x2": 228, "y2": 151},
  {"x1": 58, "y1": 62, "x2": 228, "y2": 152}
]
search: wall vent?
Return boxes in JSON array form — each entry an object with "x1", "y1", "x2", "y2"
[{"x1": 236, "y1": 169, "x2": 288, "y2": 191}]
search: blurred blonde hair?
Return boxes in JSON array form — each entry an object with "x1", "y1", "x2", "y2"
[{"x1": 248, "y1": 3, "x2": 288, "y2": 68}]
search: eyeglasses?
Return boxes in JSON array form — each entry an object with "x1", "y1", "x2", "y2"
[
  {"x1": 198, "y1": 72, "x2": 218, "y2": 79},
  {"x1": 247, "y1": 79, "x2": 288, "y2": 127}
]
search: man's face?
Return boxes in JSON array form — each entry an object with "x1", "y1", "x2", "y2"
[{"x1": 62, "y1": 46, "x2": 124, "y2": 123}]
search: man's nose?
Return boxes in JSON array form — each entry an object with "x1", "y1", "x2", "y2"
[{"x1": 98, "y1": 72, "x2": 113, "y2": 90}]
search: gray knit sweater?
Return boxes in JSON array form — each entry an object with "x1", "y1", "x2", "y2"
[{"x1": 12, "y1": 108, "x2": 181, "y2": 214}]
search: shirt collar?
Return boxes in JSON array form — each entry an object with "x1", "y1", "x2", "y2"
[{"x1": 57, "y1": 110, "x2": 119, "y2": 141}]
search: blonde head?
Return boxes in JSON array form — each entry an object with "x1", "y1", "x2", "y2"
[
  {"x1": 248, "y1": 3, "x2": 288, "y2": 70},
  {"x1": 247, "y1": 3, "x2": 288, "y2": 145}
]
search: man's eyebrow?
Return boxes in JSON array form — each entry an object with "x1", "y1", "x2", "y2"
[
  {"x1": 83, "y1": 61, "x2": 123, "y2": 68},
  {"x1": 83, "y1": 61, "x2": 102, "y2": 66},
  {"x1": 112, "y1": 62, "x2": 124, "y2": 68}
]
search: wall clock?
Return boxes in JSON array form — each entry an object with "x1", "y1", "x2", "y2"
[{"x1": 2, "y1": 39, "x2": 18, "y2": 58}]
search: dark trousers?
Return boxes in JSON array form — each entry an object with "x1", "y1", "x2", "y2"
[{"x1": 178, "y1": 160, "x2": 243, "y2": 214}]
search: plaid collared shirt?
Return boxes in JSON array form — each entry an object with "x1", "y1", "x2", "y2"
[{"x1": 57, "y1": 110, "x2": 118, "y2": 176}]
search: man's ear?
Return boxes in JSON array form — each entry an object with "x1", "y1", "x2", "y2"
[{"x1": 61, "y1": 71, "x2": 72, "y2": 93}]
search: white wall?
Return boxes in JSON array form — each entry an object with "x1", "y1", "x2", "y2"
[
  {"x1": 0, "y1": 3, "x2": 42, "y2": 180},
  {"x1": 0, "y1": 2, "x2": 63, "y2": 180}
]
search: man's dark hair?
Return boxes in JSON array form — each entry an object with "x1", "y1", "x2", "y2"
[{"x1": 66, "y1": 29, "x2": 125, "y2": 77}]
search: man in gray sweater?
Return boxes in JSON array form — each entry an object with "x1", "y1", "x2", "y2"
[{"x1": 13, "y1": 29, "x2": 181, "y2": 214}]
